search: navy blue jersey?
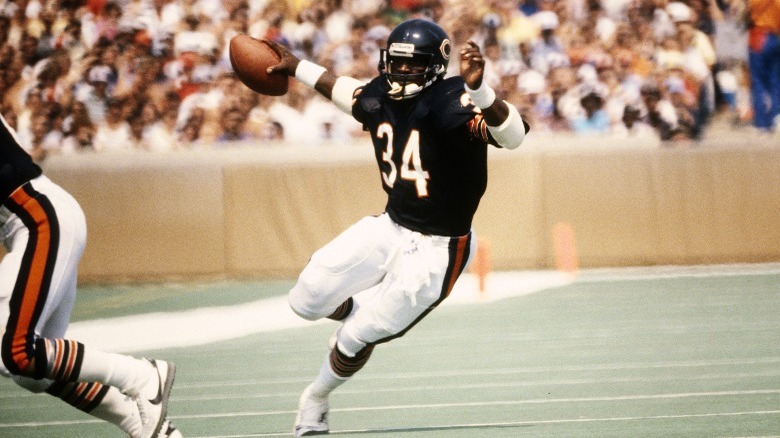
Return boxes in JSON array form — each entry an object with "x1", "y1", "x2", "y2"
[
  {"x1": 0, "y1": 114, "x2": 42, "y2": 202},
  {"x1": 352, "y1": 76, "x2": 496, "y2": 237}
]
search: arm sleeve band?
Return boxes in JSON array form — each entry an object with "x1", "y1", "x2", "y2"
[
  {"x1": 295, "y1": 60, "x2": 327, "y2": 89},
  {"x1": 464, "y1": 81, "x2": 496, "y2": 109},
  {"x1": 487, "y1": 102, "x2": 526, "y2": 150},
  {"x1": 332, "y1": 76, "x2": 364, "y2": 115}
]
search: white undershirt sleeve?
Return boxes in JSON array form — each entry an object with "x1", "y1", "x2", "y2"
[
  {"x1": 486, "y1": 103, "x2": 526, "y2": 150},
  {"x1": 331, "y1": 76, "x2": 365, "y2": 115}
]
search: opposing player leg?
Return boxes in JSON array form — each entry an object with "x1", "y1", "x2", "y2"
[{"x1": 0, "y1": 177, "x2": 175, "y2": 438}]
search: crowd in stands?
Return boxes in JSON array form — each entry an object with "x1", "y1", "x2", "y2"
[{"x1": 0, "y1": 0, "x2": 766, "y2": 162}]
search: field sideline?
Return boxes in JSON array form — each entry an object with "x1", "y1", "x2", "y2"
[{"x1": 1, "y1": 264, "x2": 779, "y2": 437}]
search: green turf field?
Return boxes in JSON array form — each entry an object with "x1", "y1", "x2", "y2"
[{"x1": 1, "y1": 265, "x2": 779, "y2": 437}]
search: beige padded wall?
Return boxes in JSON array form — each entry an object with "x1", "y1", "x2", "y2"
[
  {"x1": 35, "y1": 143, "x2": 780, "y2": 282},
  {"x1": 471, "y1": 151, "x2": 547, "y2": 270},
  {"x1": 540, "y1": 149, "x2": 661, "y2": 266},
  {"x1": 223, "y1": 160, "x2": 385, "y2": 277},
  {"x1": 651, "y1": 147, "x2": 780, "y2": 263},
  {"x1": 44, "y1": 153, "x2": 227, "y2": 281},
  {"x1": 539, "y1": 145, "x2": 780, "y2": 267}
]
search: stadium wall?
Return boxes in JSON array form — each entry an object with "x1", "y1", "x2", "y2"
[{"x1": 41, "y1": 136, "x2": 780, "y2": 282}]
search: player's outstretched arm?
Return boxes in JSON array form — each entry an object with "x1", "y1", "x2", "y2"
[
  {"x1": 264, "y1": 39, "x2": 363, "y2": 115},
  {"x1": 460, "y1": 40, "x2": 527, "y2": 149}
]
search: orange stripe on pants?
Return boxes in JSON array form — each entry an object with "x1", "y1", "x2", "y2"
[
  {"x1": 8, "y1": 187, "x2": 53, "y2": 372},
  {"x1": 444, "y1": 236, "x2": 468, "y2": 297}
]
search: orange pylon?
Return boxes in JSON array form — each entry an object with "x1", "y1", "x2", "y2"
[
  {"x1": 553, "y1": 222, "x2": 579, "y2": 275},
  {"x1": 470, "y1": 237, "x2": 492, "y2": 294}
]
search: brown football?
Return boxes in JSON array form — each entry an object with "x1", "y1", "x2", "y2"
[{"x1": 229, "y1": 34, "x2": 289, "y2": 96}]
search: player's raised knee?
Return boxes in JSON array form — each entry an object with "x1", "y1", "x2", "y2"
[{"x1": 288, "y1": 283, "x2": 323, "y2": 321}]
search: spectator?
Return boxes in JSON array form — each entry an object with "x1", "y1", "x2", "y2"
[
  {"x1": 179, "y1": 113, "x2": 206, "y2": 148},
  {"x1": 92, "y1": 97, "x2": 133, "y2": 152},
  {"x1": 21, "y1": 110, "x2": 52, "y2": 162},
  {"x1": 215, "y1": 106, "x2": 256, "y2": 143},
  {"x1": 669, "y1": 2, "x2": 716, "y2": 136},
  {"x1": 665, "y1": 75, "x2": 699, "y2": 140},
  {"x1": 515, "y1": 69, "x2": 549, "y2": 130},
  {"x1": 570, "y1": 83, "x2": 611, "y2": 135},
  {"x1": 19, "y1": 33, "x2": 43, "y2": 81},
  {"x1": 302, "y1": 94, "x2": 362, "y2": 144},
  {"x1": 529, "y1": 10, "x2": 568, "y2": 76},
  {"x1": 54, "y1": 20, "x2": 87, "y2": 60},
  {"x1": 77, "y1": 64, "x2": 112, "y2": 123},
  {"x1": 61, "y1": 116, "x2": 96, "y2": 154},
  {"x1": 16, "y1": 88, "x2": 45, "y2": 140},
  {"x1": 539, "y1": 87, "x2": 578, "y2": 132},
  {"x1": 27, "y1": 7, "x2": 58, "y2": 60},
  {"x1": 640, "y1": 81, "x2": 680, "y2": 140},
  {"x1": 746, "y1": 0, "x2": 780, "y2": 133},
  {"x1": 266, "y1": 82, "x2": 311, "y2": 143},
  {"x1": 40, "y1": 103, "x2": 67, "y2": 155},
  {"x1": 144, "y1": 107, "x2": 182, "y2": 151},
  {"x1": 127, "y1": 112, "x2": 151, "y2": 150},
  {"x1": 612, "y1": 102, "x2": 659, "y2": 138},
  {"x1": 62, "y1": 99, "x2": 91, "y2": 135},
  {"x1": 95, "y1": 2, "x2": 123, "y2": 42},
  {"x1": 174, "y1": 15, "x2": 218, "y2": 56}
]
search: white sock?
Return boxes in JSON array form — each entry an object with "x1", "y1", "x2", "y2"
[
  {"x1": 308, "y1": 359, "x2": 347, "y2": 399},
  {"x1": 77, "y1": 349, "x2": 155, "y2": 398},
  {"x1": 89, "y1": 386, "x2": 143, "y2": 437}
]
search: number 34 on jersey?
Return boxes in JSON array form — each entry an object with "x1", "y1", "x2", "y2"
[{"x1": 377, "y1": 122, "x2": 429, "y2": 198}]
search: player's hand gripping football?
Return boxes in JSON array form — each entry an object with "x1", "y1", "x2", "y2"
[
  {"x1": 263, "y1": 39, "x2": 300, "y2": 77},
  {"x1": 460, "y1": 40, "x2": 485, "y2": 90}
]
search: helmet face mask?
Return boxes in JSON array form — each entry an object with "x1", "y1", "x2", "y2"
[{"x1": 378, "y1": 19, "x2": 451, "y2": 100}]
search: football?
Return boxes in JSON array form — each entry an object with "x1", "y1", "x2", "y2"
[{"x1": 229, "y1": 34, "x2": 289, "y2": 96}]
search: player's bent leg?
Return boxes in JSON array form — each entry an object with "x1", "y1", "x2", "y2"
[
  {"x1": 326, "y1": 296, "x2": 355, "y2": 321},
  {"x1": 5, "y1": 373, "x2": 144, "y2": 437},
  {"x1": 289, "y1": 215, "x2": 390, "y2": 321},
  {"x1": 0, "y1": 335, "x2": 175, "y2": 438},
  {"x1": 294, "y1": 345, "x2": 367, "y2": 437},
  {"x1": 48, "y1": 382, "x2": 144, "y2": 437},
  {"x1": 329, "y1": 343, "x2": 374, "y2": 378},
  {"x1": 76, "y1": 353, "x2": 176, "y2": 438}
]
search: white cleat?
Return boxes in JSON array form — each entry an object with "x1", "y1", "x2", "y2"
[
  {"x1": 137, "y1": 359, "x2": 176, "y2": 438},
  {"x1": 293, "y1": 384, "x2": 329, "y2": 436}
]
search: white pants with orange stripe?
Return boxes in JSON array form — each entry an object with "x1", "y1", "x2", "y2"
[
  {"x1": 289, "y1": 213, "x2": 475, "y2": 358},
  {"x1": 0, "y1": 175, "x2": 86, "y2": 388}
]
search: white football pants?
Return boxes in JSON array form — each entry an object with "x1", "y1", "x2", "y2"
[{"x1": 289, "y1": 213, "x2": 475, "y2": 357}]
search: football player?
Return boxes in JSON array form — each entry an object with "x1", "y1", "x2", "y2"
[
  {"x1": 265, "y1": 18, "x2": 528, "y2": 436},
  {"x1": 0, "y1": 111, "x2": 180, "y2": 438}
]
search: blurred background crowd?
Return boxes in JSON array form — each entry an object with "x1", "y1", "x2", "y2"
[{"x1": 0, "y1": 0, "x2": 774, "y2": 162}]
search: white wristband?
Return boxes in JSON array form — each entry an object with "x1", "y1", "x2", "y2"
[
  {"x1": 295, "y1": 60, "x2": 327, "y2": 88},
  {"x1": 465, "y1": 81, "x2": 496, "y2": 109}
]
